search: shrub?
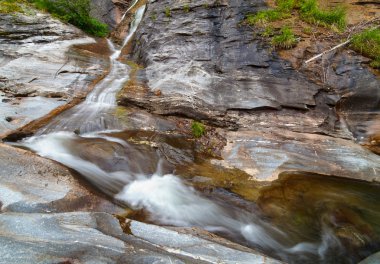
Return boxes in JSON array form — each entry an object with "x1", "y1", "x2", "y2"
[
  {"x1": 351, "y1": 28, "x2": 380, "y2": 69},
  {"x1": 31, "y1": 0, "x2": 109, "y2": 37},
  {"x1": 191, "y1": 121, "x2": 206, "y2": 138},
  {"x1": 271, "y1": 26, "x2": 297, "y2": 49}
]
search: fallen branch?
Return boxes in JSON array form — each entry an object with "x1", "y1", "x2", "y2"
[{"x1": 304, "y1": 39, "x2": 351, "y2": 64}]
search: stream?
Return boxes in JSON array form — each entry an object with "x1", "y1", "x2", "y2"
[{"x1": 11, "y1": 2, "x2": 380, "y2": 264}]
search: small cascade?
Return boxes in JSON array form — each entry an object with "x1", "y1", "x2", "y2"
[{"x1": 38, "y1": 4, "x2": 146, "y2": 135}]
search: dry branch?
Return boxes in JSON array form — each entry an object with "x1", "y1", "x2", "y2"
[{"x1": 304, "y1": 39, "x2": 351, "y2": 64}]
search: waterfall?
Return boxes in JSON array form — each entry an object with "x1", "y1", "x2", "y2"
[{"x1": 38, "y1": 5, "x2": 146, "y2": 135}]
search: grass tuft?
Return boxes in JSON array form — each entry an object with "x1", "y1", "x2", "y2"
[
  {"x1": 299, "y1": 0, "x2": 346, "y2": 30},
  {"x1": 245, "y1": 0, "x2": 345, "y2": 30},
  {"x1": 271, "y1": 26, "x2": 297, "y2": 49},
  {"x1": 191, "y1": 121, "x2": 206, "y2": 138},
  {"x1": 351, "y1": 27, "x2": 380, "y2": 69}
]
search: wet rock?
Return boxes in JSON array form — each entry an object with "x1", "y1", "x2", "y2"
[
  {"x1": 0, "y1": 143, "x2": 118, "y2": 213},
  {"x1": 128, "y1": 220, "x2": 282, "y2": 264},
  {"x1": 90, "y1": 0, "x2": 131, "y2": 29},
  {"x1": 215, "y1": 129, "x2": 380, "y2": 182},
  {"x1": 0, "y1": 212, "x2": 279, "y2": 264},
  {"x1": 359, "y1": 252, "x2": 380, "y2": 264},
  {"x1": 0, "y1": 12, "x2": 106, "y2": 135}
]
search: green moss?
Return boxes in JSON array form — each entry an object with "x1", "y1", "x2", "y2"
[
  {"x1": 351, "y1": 28, "x2": 380, "y2": 69},
  {"x1": 299, "y1": 0, "x2": 346, "y2": 30},
  {"x1": 150, "y1": 12, "x2": 157, "y2": 21},
  {"x1": 31, "y1": 0, "x2": 109, "y2": 37},
  {"x1": 271, "y1": 26, "x2": 297, "y2": 49},
  {"x1": 183, "y1": 4, "x2": 190, "y2": 13},
  {"x1": 191, "y1": 121, "x2": 206, "y2": 138},
  {"x1": 164, "y1": 6, "x2": 171, "y2": 17}
]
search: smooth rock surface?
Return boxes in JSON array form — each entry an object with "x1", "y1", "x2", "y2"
[
  {"x1": 0, "y1": 12, "x2": 105, "y2": 135},
  {"x1": 359, "y1": 252, "x2": 380, "y2": 264},
  {"x1": 0, "y1": 143, "x2": 118, "y2": 213},
  {"x1": 0, "y1": 212, "x2": 280, "y2": 264},
  {"x1": 216, "y1": 129, "x2": 380, "y2": 181}
]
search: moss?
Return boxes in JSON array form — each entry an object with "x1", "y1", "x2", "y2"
[
  {"x1": 31, "y1": 0, "x2": 109, "y2": 37},
  {"x1": 150, "y1": 12, "x2": 157, "y2": 21},
  {"x1": 271, "y1": 26, "x2": 297, "y2": 49},
  {"x1": 183, "y1": 4, "x2": 190, "y2": 13},
  {"x1": 164, "y1": 6, "x2": 171, "y2": 17},
  {"x1": 191, "y1": 121, "x2": 206, "y2": 138}
]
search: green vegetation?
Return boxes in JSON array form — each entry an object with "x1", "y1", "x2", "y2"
[
  {"x1": 351, "y1": 28, "x2": 380, "y2": 69},
  {"x1": 32, "y1": 0, "x2": 108, "y2": 37},
  {"x1": 164, "y1": 6, "x2": 171, "y2": 17},
  {"x1": 261, "y1": 26, "x2": 274, "y2": 37},
  {"x1": 183, "y1": 4, "x2": 190, "y2": 13},
  {"x1": 245, "y1": 0, "x2": 295, "y2": 25},
  {"x1": 300, "y1": 0, "x2": 345, "y2": 30},
  {"x1": 151, "y1": 12, "x2": 157, "y2": 21},
  {"x1": 0, "y1": 0, "x2": 27, "y2": 13},
  {"x1": 245, "y1": 0, "x2": 346, "y2": 30},
  {"x1": 191, "y1": 121, "x2": 206, "y2": 138},
  {"x1": 0, "y1": 0, "x2": 108, "y2": 37},
  {"x1": 271, "y1": 26, "x2": 297, "y2": 49}
]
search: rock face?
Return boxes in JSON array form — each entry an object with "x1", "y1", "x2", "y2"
[
  {"x1": 119, "y1": 0, "x2": 380, "y2": 182},
  {"x1": 0, "y1": 12, "x2": 106, "y2": 136},
  {"x1": 122, "y1": 0, "x2": 320, "y2": 120},
  {"x1": 90, "y1": 0, "x2": 132, "y2": 29}
]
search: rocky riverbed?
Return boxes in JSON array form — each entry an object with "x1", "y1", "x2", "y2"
[{"x1": 1, "y1": 0, "x2": 380, "y2": 263}]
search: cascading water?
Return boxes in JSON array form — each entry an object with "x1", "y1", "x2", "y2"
[
  {"x1": 12, "y1": 2, "x2": 377, "y2": 264},
  {"x1": 38, "y1": 5, "x2": 146, "y2": 135}
]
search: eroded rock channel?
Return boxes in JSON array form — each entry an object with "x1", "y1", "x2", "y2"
[{"x1": 1, "y1": 0, "x2": 380, "y2": 263}]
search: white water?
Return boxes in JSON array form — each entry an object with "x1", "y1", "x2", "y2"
[
  {"x1": 15, "y1": 2, "x2": 346, "y2": 263},
  {"x1": 20, "y1": 129, "x2": 345, "y2": 262}
]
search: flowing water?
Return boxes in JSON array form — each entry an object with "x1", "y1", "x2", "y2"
[
  {"x1": 12, "y1": 2, "x2": 380, "y2": 263},
  {"x1": 38, "y1": 5, "x2": 146, "y2": 135}
]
